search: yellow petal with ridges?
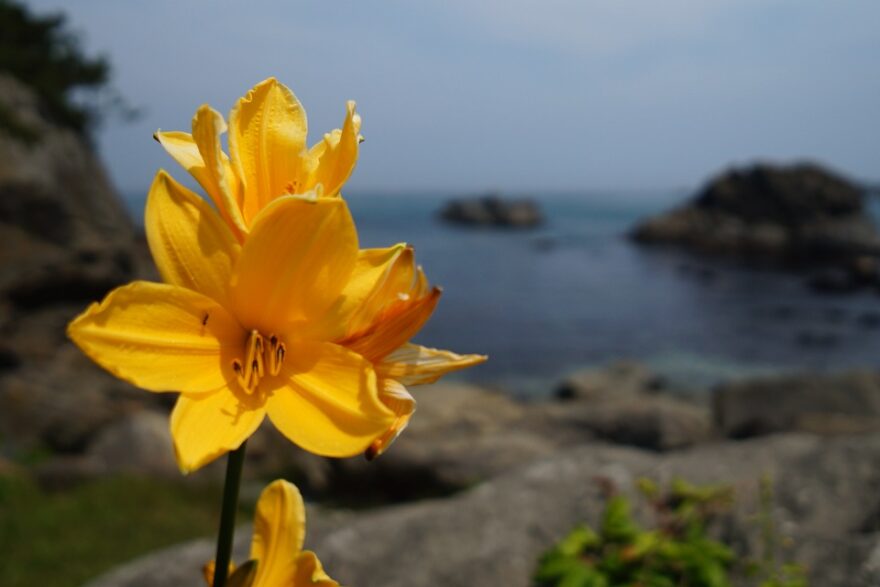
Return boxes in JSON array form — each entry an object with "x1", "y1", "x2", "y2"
[
  {"x1": 145, "y1": 171, "x2": 240, "y2": 308},
  {"x1": 305, "y1": 100, "x2": 361, "y2": 198},
  {"x1": 67, "y1": 281, "x2": 243, "y2": 394},
  {"x1": 171, "y1": 390, "x2": 266, "y2": 473},
  {"x1": 366, "y1": 378, "x2": 415, "y2": 460},
  {"x1": 343, "y1": 287, "x2": 441, "y2": 363},
  {"x1": 303, "y1": 244, "x2": 407, "y2": 342},
  {"x1": 230, "y1": 196, "x2": 358, "y2": 335},
  {"x1": 377, "y1": 343, "x2": 488, "y2": 385},
  {"x1": 191, "y1": 105, "x2": 248, "y2": 236},
  {"x1": 266, "y1": 342, "x2": 394, "y2": 457},
  {"x1": 250, "y1": 480, "x2": 304, "y2": 587},
  {"x1": 154, "y1": 129, "x2": 244, "y2": 237},
  {"x1": 293, "y1": 551, "x2": 339, "y2": 586},
  {"x1": 229, "y1": 78, "x2": 309, "y2": 223}
]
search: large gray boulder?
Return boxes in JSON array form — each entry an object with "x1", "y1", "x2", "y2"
[{"x1": 85, "y1": 433, "x2": 880, "y2": 587}]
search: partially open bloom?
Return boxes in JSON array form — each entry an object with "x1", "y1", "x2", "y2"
[
  {"x1": 68, "y1": 175, "x2": 397, "y2": 472},
  {"x1": 155, "y1": 77, "x2": 361, "y2": 239},
  {"x1": 204, "y1": 480, "x2": 338, "y2": 587}
]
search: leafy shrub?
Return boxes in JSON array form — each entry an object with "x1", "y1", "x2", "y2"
[{"x1": 534, "y1": 478, "x2": 805, "y2": 587}]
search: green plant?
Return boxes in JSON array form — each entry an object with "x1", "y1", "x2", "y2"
[{"x1": 534, "y1": 478, "x2": 807, "y2": 587}]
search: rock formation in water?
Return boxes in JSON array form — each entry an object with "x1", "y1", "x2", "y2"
[
  {"x1": 631, "y1": 163, "x2": 880, "y2": 269},
  {"x1": 439, "y1": 193, "x2": 543, "y2": 228}
]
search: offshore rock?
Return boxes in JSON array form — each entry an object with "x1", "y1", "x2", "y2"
[
  {"x1": 631, "y1": 163, "x2": 880, "y2": 268},
  {"x1": 439, "y1": 193, "x2": 543, "y2": 228}
]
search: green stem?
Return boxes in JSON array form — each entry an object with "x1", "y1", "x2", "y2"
[{"x1": 213, "y1": 441, "x2": 247, "y2": 587}]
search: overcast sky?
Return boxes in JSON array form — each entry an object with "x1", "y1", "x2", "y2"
[{"x1": 22, "y1": 0, "x2": 880, "y2": 196}]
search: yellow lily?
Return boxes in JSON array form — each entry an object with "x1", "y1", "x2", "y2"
[
  {"x1": 68, "y1": 172, "x2": 396, "y2": 472},
  {"x1": 155, "y1": 77, "x2": 361, "y2": 238},
  {"x1": 331, "y1": 244, "x2": 488, "y2": 458},
  {"x1": 204, "y1": 479, "x2": 338, "y2": 587}
]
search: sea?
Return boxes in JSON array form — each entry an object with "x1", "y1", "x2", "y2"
[{"x1": 124, "y1": 190, "x2": 880, "y2": 398}]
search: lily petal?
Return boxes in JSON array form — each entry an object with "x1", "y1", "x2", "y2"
[
  {"x1": 171, "y1": 390, "x2": 266, "y2": 473},
  {"x1": 229, "y1": 78, "x2": 309, "y2": 222},
  {"x1": 154, "y1": 127, "x2": 245, "y2": 237},
  {"x1": 293, "y1": 551, "x2": 339, "y2": 587},
  {"x1": 250, "y1": 479, "x2": 305, "y2": 587},
  {"x1": 145, "y1": 171, "x2": 240, "y2": 308},
  {"x1": 230, "y1": 196, "x2": 358, "y2": 335},
  {"x1": 305, "y1": 244, "x2": 408, "y2": 341},
  {"x1": 342, "y1": 287, "x2": 442, "y2": 363},
  {"x1": 377, "y1": 343, "x2": 488, "y2": 386},
  {"x1": 366, "y1": 378, "x2": 415, "y2": 460},
  {"x1": 266, "y1": 342, "x2": 394, "y2": 457},
  {"x1": 306, "y1": 100, "x2": 361, "y2": 198},
  {"x1": 191, "y1": 105, "x2": 248, "y2": 235},
  {"x1": 67, "y1": 281, "x2": 243, "y2": 394}
]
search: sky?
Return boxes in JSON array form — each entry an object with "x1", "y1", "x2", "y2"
[{"x1": 22, "y1": 0, "x2": 880, "y2": 196}]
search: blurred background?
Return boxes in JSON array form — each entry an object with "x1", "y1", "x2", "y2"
[{"x1": 2, "y1": 1, "x2": 880, "y2": 586}]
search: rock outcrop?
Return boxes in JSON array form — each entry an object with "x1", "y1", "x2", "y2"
[
  {"x1": 631, "y1": 163, "x2": 880, "y2": 279},
  {"x1": 0, "y1": 72, "x2": 153, "y2": 458},
  {"x1": 439, "y1": 194, "x2": 543, "y2": 228},
  {"x1": 713, "y1": 369, "x2": 880, "y2": 438},
  {"x1": 85, "y1": 434, "x2": 880, "y2": 587}
]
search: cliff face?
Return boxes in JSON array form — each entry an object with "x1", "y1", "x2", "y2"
[
  {"x1": 0, "y1": 73, "x2": 137, "y2": 297},
  {"x1": 0, "y1": 72, "x2": 157, "y2": 458}
]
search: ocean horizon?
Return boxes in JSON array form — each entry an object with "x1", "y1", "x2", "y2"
[{"x1": 122, "y1": 189, "x2": 880, "y2": 397}]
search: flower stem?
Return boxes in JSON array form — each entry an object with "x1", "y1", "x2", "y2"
[{"x1": 213, "y1": 441, "x2": 247, "y2": 587}]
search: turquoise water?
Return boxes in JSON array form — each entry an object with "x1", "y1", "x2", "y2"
[{"x1": 124, "y1": 191, "x2": 880, "y2": 397}]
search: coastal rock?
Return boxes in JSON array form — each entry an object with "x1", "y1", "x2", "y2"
[
  {"x1": 0, "y1": 73, "x2": 138, "y2": 297},
  {"x1": 439, "y1": 194, "x2": 543, "y2": 228},
  {"x1": 85, "y1": 434, "x2": 880, "y2": 587},
  {"x1": 0, "y1": 73, "x2": 153, "y2": 457},
  {"x1": 539, "y1": 395, "x2": 712, "y2": 451},
  {"x1": 713, "y1": 369, "x2": 880, "y2": 438},
  {"x1": 282, "y1": 372, "x2": 710, "y2": 502},
  {"x1": 631, "y1": 163, "x2": 880, "y2": 268},
  {"x1": 554, "y1": 360, "x2": 663, "y2": 400}
]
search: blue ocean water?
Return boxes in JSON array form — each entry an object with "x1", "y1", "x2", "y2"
[{"x1": 124, "y1": 191, "x2": 880, "y2": 397}]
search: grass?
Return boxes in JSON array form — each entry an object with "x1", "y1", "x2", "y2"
[{"x1": 0, "y1": 472, "x2": 253, "y2": 587}]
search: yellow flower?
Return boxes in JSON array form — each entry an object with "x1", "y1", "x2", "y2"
[
  {"x1": 204, "y1": 479, "x2": 338, "y2": 587},
  {"x1": 152, "y1": 77, "x2": 487, "y2": 459},
  {"x1": 68, "y1": 173, "x2": 396, "y2": 472},
  {"x1": 155, "y1": 77, "x2": 361, "y2": 238}
]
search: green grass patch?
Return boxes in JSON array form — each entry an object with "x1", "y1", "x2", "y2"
[{"x1": 0, "y1": 472, "x2": 252, "y2": 587}]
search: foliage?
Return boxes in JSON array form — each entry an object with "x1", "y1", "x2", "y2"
[
  {"x1": 0, "y1": 0, "x2": 130, "y2": 141},
  {"x1": 533, "y1": 478, "x2": 806, "y2": 587},
  {"x1": 0, "y1": 472, "x2": 254, "y2": 587}
]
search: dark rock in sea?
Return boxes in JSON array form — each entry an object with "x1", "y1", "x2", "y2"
[
  {"x1": 439, "y1": 193, "x2": 543, "y2": 228},
  {"x1": 794, "y1": 330, "x2": 838, "y2": 348},
  {"x1": 713, "y1": 370, "x2": 880, "y2": 438},
  {"x1": 631, "y1": 163, "x2": 880, "y2": 274},
  {"x1": 807, "y1": 267, "x2": 861, "y2": 294},
  {"x1": 859, "y1": 311, "x2": 880, "y2": 329}
]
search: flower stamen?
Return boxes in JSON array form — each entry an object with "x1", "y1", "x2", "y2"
[{"x1": 233, "y1": 330, "x2": 286, "y2": 391}]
